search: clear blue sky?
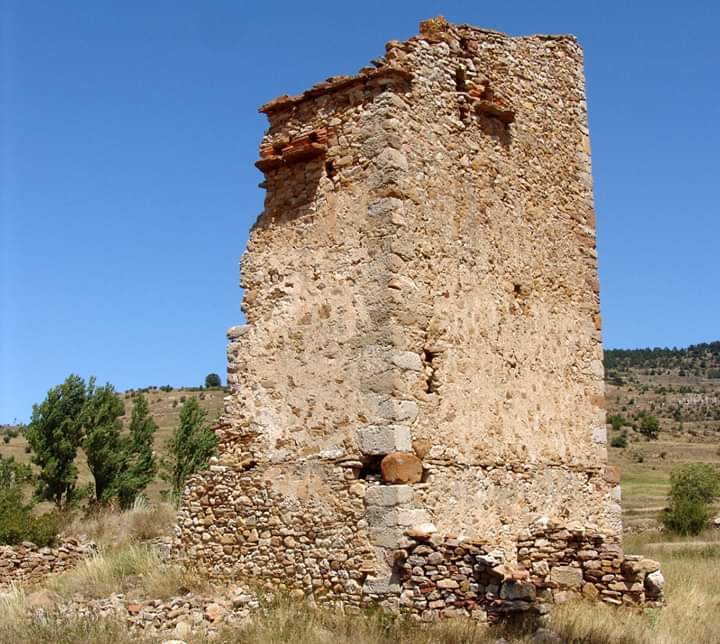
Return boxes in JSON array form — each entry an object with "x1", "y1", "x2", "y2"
[{"x1": 2, "y1": 1, "x2": 718, "y2": 423}]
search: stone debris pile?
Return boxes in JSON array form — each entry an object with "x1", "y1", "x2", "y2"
[{"x1": 21, "y1": 587, "x2": 259, "y2": 640}]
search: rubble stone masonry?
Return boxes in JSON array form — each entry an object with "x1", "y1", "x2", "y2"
[{"x1": 176, "y1": 17, "x2": 663, "y2": 618}]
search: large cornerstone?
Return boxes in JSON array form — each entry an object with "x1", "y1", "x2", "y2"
[{"x1": 176, "y1": 18, "x2": 663, "y2": 619}]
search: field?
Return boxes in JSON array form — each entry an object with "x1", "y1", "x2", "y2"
[{"x1": 605, "y1": 343, "x2": 720, "y2": 529}]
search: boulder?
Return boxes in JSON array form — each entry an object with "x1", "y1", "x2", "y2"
[
  {"x1": 381, "y1": 452, "x2": 423, "y2": 484},
  {"x1": 645, "y1": 570, "x2": 665, "y2": 597}
]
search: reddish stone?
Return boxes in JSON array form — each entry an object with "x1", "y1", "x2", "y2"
[{"x1": 380, "y1": 452, "x2": 423, "y2": 484}]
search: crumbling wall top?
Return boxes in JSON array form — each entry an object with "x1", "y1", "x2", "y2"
[{"x1": 258, "y1": 16, "x2": 579, "y2": 118}]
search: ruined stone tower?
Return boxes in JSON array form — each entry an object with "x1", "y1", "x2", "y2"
[{"x1": 177, "y1": 18, "x2": 663, "y2": 616}]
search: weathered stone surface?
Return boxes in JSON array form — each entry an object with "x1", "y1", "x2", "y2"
[
  {"x1": 550, "y1": 566, "x2": 583, "y2": 589},
  {"x1": 173, "y1": 15, "x2": 663, "y2": 619},
  {"x1": 365, "y1": 484, "x2": 414, "y2": 506},
  {"x1": 645, "y1": 570, "x2": 665, "y2": 596},
  {"x1": 356, "y1": 425, "x2": 412, "y2": 455},
  {"x1": 381, "y1": 452, "x2": 423, "y2": 484}
]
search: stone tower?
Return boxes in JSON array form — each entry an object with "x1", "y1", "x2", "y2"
[{"x1": 177, "y1": 18, "x2": 663, "y2": 616}]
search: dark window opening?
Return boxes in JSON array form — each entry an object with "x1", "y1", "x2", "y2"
[
  {"x1": 455, "y1": 67, "x2": 467, "y2": 93},
  {"x1": 358, "y1": 455, "x2": 383, "y2": 481}
]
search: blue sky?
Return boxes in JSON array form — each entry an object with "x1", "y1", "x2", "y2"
[{"x1": 1, "y1": 0, "x2": 719, "y2": 423}]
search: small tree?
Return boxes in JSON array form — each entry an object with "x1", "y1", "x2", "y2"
[
  {"x1": 663, "y1": 463, "x2": 720, "y2": 535},
  {"x1": 163, "y1": 397, "x2": 217, "y2": 500},
  {"x1": 0, "y1": 455, "x2": 58, "y2": 546},
  {"x1": 0, "y1": 455, "x2": 32, "y2": 487},
  {"x1": 115, "y1": 393, "x2": 157, "y2": 509},
  {"x1": 608, "y1": 414, "x2": 625, "y2": 432},
  {"x1": 610, "y1": 431, "x2": 628, "y2": 448},
  {"x1": 639, "y1": 414, "x2": 660, "y2": 439},
  {"x1": 26, "y1": 374, "x2": 86, "y2": 507},
  {"x1": 204, "y1": 373, "x2": 222, "y2": 388},
  {"x1": 83, "y1": 379, "x2": 125, "y2": 502}
]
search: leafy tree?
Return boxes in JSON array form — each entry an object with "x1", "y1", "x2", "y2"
[
  {"x1": 669, "y1": 463, "x2": 720, "y2": 505},
  {"x1": 663, "y1": 463, "x2": 720, "y2": 535},
  {"x1": 163, "y1": 397, "x2": 217, "y2": 500},
  {"x1": 608, "y1": 414, "x2": 625, "y2": 432},
  {"x1": 204, "y1": 373, "x2": 222, "y2": 388},
  {"x1": 115, "y1": 393, "x2": 157, "y2": 509},
  {"x1": 638, "y1": 414, "x2": 660, "y2": 439},
  {"x1": 83, "y1": 379, "x2": 125, "y2": 502},
  {"x1": 26, "y1": 374, "x2": 86, "y2": 507}
]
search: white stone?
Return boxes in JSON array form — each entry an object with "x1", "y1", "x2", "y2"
[
  {"x1": 645, "y1": 570, "x2": 665, "y2": 595},
  {"x1": 365, "y1": 485, "x2": 414, "y2": 507},
  {"x1": 591, "y1": 426, "x2": 607, "y2": 444},
  {"x1": 590, "y1": 359, "x2": 604, "y2": 379},
  {"x1": 376, "y1": 147, "x2": 408, "y2": 171},
  {"x1": 363, "y1": 575, "x2": 400, "y2": 594},
  {"x1": 378, "y1": 399, "x2": 418, "y2": 422},
  {"x1": 356, "y1": 425, "x2": 412, "y2": 454},
  {"x1": 390, "y1": 351, "x2": 423, "y2": 371}
]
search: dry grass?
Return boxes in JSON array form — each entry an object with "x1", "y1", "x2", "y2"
[
  {"x1": 3, "y1": 533, "x2": 719, "y2": 644},
  {"x1": 45, "y1": 544, "x2": 208, "y2": 601},
  {"x1": 63, "y1": 498, "x2": 176, "y2": 549},
  {"x1": 204, "y1": 600, "x2": 534, "y2": 644},
  {"x1": 548, "y1": 531, "x2": 720, "y2": 644}
]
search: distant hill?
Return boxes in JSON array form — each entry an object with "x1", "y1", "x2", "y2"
[
  {"x1": 603, "y1": 341, "x2": 720, "y2": 531},
  {"x1": 605, "y1": 342, "x2": 720, "y2": 378}
]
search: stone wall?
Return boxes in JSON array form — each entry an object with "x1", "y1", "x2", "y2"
[
  {"x1": 176, "y1": 16, "x2": 660, "y2": 613},
  {"x1": 391, "y1": 517, "x2": 663, "y2": 622},
  {"x1": 0, "y1": 538, "x2": 95, "y2": 588}
]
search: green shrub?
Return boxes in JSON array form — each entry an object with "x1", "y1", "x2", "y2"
[
  {"x1": 0, "y1": 487, "x2": 59, "y2": 546},
  {"x1": 662, "y1": 497, "x2": 711, "y2": 536},
  {"x1": 638, "y1": 414, "x2": 660, "y2": 439},
  {"x1": 610, "y1": 432, "x2": 628, "y2": 448},
  {"x1": 669, "y1": 463, "x2": 720, "y2": 505},
  {"x1": 662, "y1": 463, "x2": 720, "y2": 535}
]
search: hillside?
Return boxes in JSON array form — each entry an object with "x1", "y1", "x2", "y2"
[
  {"x1": 605, "y1": 342, "x2": 720, "y2": 530},
  {"x1": 0, "y1": 387, "x2": 224, "y2": 502}
]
